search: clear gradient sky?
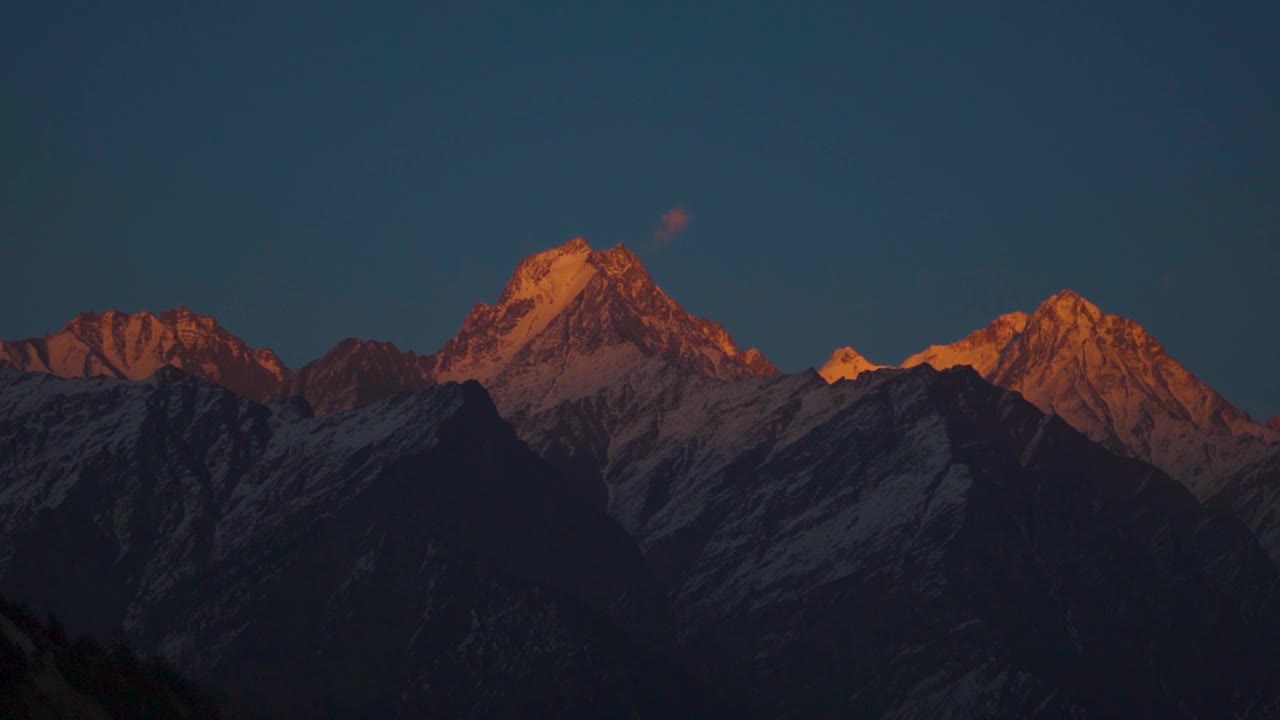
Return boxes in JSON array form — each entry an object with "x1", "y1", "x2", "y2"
[{"x1": 3, "y1": 2, "x2": 1278, "y2": 419}]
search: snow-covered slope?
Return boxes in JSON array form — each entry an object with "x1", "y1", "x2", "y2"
[
  {"x1": 0, "y1": 369, "x2": 707, "y2": 717},
  {"x1": 516, "y1": 362, "x2": 1280, "y2": 717},
  {"x1": 0, "y1": 307, "x2": 287, "y2": 401},
  {"x1": 817, "y1": 346, "x2": 884, "y2": 382}
]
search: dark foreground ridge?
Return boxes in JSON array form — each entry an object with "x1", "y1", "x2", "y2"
[
  {"x1": 0, "y1": 366, "x2": 1278, "y2": 716},
  {"x1": 0, "y1": 369, "x2": 719, "y2": 717},
  {"x1": 0, "y1": 593, "x2": 220, "y2": 719}
]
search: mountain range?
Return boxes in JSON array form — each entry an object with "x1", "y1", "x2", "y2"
[{"x1": 2, "y1": 237, "x2": 1279, "y2": 716}]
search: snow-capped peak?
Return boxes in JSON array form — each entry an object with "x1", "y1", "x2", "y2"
[
  {"x1": 986, "y1": 289, "x2": 1280, "y2": 492},
  {"x1": 433, "y1": 238, "x2": 777, "y2": 402},
  {"x1": 439, "y1": 240, "x2": 602, "y2": 381},
  {"x1": 818, "y1": 347, "x2": 883, "y2": 382}
]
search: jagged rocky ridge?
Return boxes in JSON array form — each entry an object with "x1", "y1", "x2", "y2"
[{"x1": 0, "y1": 369, "x2": 711, "y2": 718}]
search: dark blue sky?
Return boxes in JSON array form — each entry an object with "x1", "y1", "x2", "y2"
[{"x1": 4, "y1": 2, "x2": 1278, "y2": 419}]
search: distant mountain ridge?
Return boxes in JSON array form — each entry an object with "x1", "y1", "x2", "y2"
[
  {"x1": 0, "y1": 307, "x2": 286, "y2": 402},
  {"x1": 2, "y1": 246, "x2": 1274, "y2": 484},
  {"x1": 3, "y1": 245, "x2": 1269, "y2": 447},
  {"x1": 4, "y1": 244, "x2": 1275, "y2": 500}
]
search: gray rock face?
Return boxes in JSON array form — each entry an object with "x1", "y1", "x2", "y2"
[{"x1": 0, "y1": 369, "x2": 708, "y2": 717}]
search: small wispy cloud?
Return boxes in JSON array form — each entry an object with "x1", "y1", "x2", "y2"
[
  {"x1": 654, "y1": 206, "x2": 691, "y2": 244},
  {"x1": 1161, "y1": 271, "x2": 1177, "y2": 289}
]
